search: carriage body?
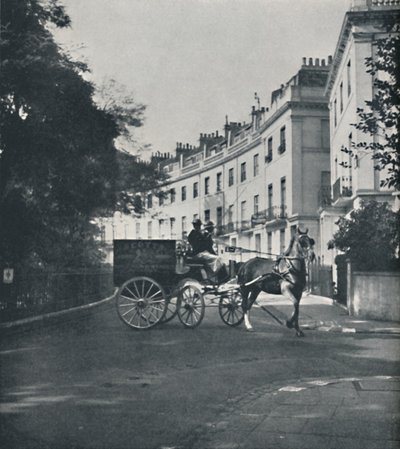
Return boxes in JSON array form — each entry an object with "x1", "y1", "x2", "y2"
[{"x1": 113, "y1": 239, "x2": 243, "y2": 330}]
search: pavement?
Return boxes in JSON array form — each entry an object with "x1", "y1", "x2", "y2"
[{"x1": 192, "y1": 375, "x2": 400, "y2": 449}]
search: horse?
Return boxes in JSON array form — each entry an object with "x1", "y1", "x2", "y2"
[{"x1": 237, "y1": 227, "x2": 315, "y2": 337}]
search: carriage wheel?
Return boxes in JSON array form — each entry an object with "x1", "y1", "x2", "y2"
[
  {"x1": 177, "y1": 284, "x2": 205, "y2": 328},
  {"x1": 116, "y1": 276, "x2": 167, "y2": 330},
  {"x1": 218, "y1": 291, "x2": 244, "y2": 327}
]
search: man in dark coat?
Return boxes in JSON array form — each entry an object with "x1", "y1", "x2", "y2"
[{"x1": 188, "y1": 218, "x2": 204, "y2": 255}]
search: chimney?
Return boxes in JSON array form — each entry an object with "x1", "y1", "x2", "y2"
[
  {"x1": 309, "y1": 58, "x2": 313, "y2": 66},
  {"x1": 321, "y1": 59, "x2": 326, "y2": 66},
  {"x1": 315, "y1": 58, "x2": 320, "y2": 66},
  {"x1": 302, "y1": 57, "x2": 306, "y2": 65},
  {"x1": 216, "y1": 130, "x2": 219, "y2": 137},
  {"x1": 328, "y1": 55, "x2": 333, "y2": 64}
]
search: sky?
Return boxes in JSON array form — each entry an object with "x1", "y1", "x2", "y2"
[{"x1": 54, "y1": 0, "x2": 351, "y2": 157}]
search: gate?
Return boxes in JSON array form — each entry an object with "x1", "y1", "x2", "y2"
[{"x1": 308, "y1": 256, "x2": 333, "y2": 297}]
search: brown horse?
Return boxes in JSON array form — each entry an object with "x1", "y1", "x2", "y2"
[{"x1": 237, "y1": 227, "x2": 315, "y2": 336}]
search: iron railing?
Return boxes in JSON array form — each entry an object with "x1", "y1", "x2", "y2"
[
  {"x1": 332, "y1": 177, "x2": 352, "y2": 203},
  {"x1": 0, "y1": 269, "x2": 114, "y2": 323}
]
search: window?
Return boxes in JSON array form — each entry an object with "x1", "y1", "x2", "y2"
[
  {"x1": 181, "y1": 216, "x2": 187, "y2": 238},
  {"x1": 240, "y1": 162, "x2": 246, "y2": 182},
  {"x1": 253, "y1": 154, "x2": 259, "y2": 176},
  {"x1": 170, "y1": 188, "x2": 176, "y2": 203},
  {"x1": 267, "y1": 232, "x2": 272, "y2": 254},
  {"x1": 340, "y1": 82, "x2": 343, "y2": 113},
  {"x1": 280, "y1": 177, "x2": 286, "y2": 217},
  {"x1": 159, "y1": 219, "x2": 165, "y2": 238},
  {"x1": 255, "y1": 234, "x2": 261, "y2": 253},
  {"x1": 159, "y1": 194, "x2": 164, "y2": 206},
  {"x1": 193, "y1": 213, "x2": 199, "y2": 222},
  {"x1": 228, "y1": 205, "x2": 234, "y2": 224},
  {"x1": 135, "y1": 222, "x2": 141, "y2": 239},
  {"x1": 334, "y1": 99, "x2": 337, "y2": 127},
  {"x1": 266, "y1": 137, "x2": 273, "y2": 162},
  {"x1": 147, "y1": 194, "x2": 152, "y2": 209},
  {"x1": 347, "y1": 60, "x2": 351, "y2": 96},
  {"x1": 204, "y1": 209, "x2": 210, "y2": 222},
  {"x1": 147, "y1": 221, "x2": 152, "y2": 239},
  {"x1": 228, "y1": 168, "x2": 234, "y2": 186},
  {"x1": 280, "y1": 229, "x2": 286, "y2": 253},
  {"x1": 279, "y1": 126, "x2": 286, "y2": 154},
  {"x1": 216, "y1": 172, "x2": 222, "y2": 192},
  {"x1": 216, "y1": 207, "x2": 222, "y2": 228},
  {"x1": 280, "y1": 177, "x2": 286, "y2": 206},
  {"x1": 254, "y1": 194, "x2": 259, "y2": 214},
  {"x1": 181, "y1": 186, "x2": 186, "y2": 201},
  {"x1": 268, "y1": 183, "x2": 273, "y2": 210},
  {"x1": 240, "y1": 201, "x2": 246, "y2": 221},
  {"x1": 170, "y1": 218, "x2": 176, "y2": 238},
  {"x1": 205, "y1": 177, "x2": 210, "y2": 195},
  {"x1": 193, "y1": 182, "x2": 198, "y2": 198}
]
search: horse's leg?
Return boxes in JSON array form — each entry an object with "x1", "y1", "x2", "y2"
[
  {"x1": 243, "y1": 288, "x2": 260, "y2": 332},
  {"x1": 281, "y1": 283, "x2": 304, "y2": 337}
]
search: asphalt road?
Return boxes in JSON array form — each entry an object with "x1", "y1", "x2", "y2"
[{"x1": 1, "y1": 300, "x2": 399, "y2": 449}]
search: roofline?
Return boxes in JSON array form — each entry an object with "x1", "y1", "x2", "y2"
[{"x1": 325, "y1": 8, "x2": 400, "y2": 98}]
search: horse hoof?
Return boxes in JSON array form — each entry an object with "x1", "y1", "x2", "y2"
[
  {"x1": 286, "y1": 320, "x2": 294, "y2": 329},
  {"x1": 296, "y1": 330, "x2": 305, "y2": 337},
  {"x1": 246, "y1": 327, "x2": 255, "y2": 332}
]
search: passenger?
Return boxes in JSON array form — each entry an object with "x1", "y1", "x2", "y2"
[{"x1": 188, "y1": 218, "x2": 204, "y2": 255}]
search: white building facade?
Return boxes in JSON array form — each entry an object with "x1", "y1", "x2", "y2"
[
  {"x1": 104, "y1": 58, "x2": 332, "y2": 265},
  {"x1": 319, "y1": 0, "x2": 400, "y2": 267}
]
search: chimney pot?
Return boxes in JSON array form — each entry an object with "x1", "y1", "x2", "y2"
[
  {"x1": 309, "y1": 58, "x2": 313, "y2": 65},
  {"x1": 315, "y1": 58, "x2": 320, "y2": 66},
  {"x1": 302, "y1": 57, "x2": 306, "y2": 65},
  {"x1": 216, "y1": 130, "x2": 219, "y2": 137},
  {"x1": 328, "y1": 55, "x2": 333, "y2": 64},
  {"x1": 321, "y1": 59, "x2": 326, "y2": 66}
]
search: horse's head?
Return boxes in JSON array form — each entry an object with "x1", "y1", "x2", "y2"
[{"x1": 295, "y1": 227, "x2": 315, "y2": 261}]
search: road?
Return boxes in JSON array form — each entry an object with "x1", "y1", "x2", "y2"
[{"x1": 1, "y1": 300, "x2": 399, "y2": 449}]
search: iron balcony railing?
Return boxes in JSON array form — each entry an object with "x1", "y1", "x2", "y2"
[
  {"x1": 265, "y1": 205, "x2": 287, "y2": 221},
  {"x1": 332, "y1": 177, "x2": 353, "y2": 203}
]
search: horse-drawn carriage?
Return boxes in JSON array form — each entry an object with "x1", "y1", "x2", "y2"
[
  {"x1": 113, "y1": 239, "x2": 244, "y2": 330},
  {"x1": 114, "y1": 228, "x2": 316, "y2": 336}
]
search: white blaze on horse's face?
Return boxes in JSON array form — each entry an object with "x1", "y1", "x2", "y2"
[{"x1": 297, "y1": 234, "x2": 315, "y2": 260}]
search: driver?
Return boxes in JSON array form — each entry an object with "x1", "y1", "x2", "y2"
[{"x1": 195, "y1": 221, "x2": 230, "y2": 284}]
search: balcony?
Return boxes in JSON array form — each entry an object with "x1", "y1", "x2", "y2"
[
  {"x1": 332, "y1": 176, "x2": 353, "y2": 204},
  {"x1": 265, "y1": 205, "x2": 288, "y2": 229},
  {"x1": 240, "y1": 220, "x2": 252, "y2": 231},
  {"x1": 216, "y1": 222, "x2": 236, "y2": 236},
  {"x1": 251, "y1": 210, "x2": 267, "y2": 226}
]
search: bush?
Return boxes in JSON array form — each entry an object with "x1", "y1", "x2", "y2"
[{"x1": 328, "y1": 201, "x2": 399, "y2": 271}]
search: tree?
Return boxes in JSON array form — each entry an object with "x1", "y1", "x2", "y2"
[
  {"x1": 0, "y1": 0, "x2": 119, "y2": 270},
  {"x1": 328, "y1": 201, "x2": 399, "y2": 271},
  {"x1": 341, "y1": 23, "x2": 400, "y2": 190},
  {"x1": 115, "y1": 151, "x2": 168, "y2": 215}
]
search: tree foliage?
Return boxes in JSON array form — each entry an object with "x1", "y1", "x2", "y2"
[
  {"x1": 0, "y1": 0, "x2": 119, "y2": 270},
  {"x1": 115, "y1": 151, "x2": 168, "y2": 215},
  {"x1": 328, "y1": 201, "x2": 399, "y2": 271},
  {"x1": 342, "y1": 23, "x2": 400, "y2": 190}
]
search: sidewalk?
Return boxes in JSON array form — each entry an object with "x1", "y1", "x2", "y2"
[
  {"x1": 193, "y1": 375, "x2": 400, "y2": 449},
  {"x1": 255, "y1": 292, "x2": 400, "y2": 335}
]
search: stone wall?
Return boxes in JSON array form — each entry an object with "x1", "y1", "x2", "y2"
[{"x1": 349, "y1": 271, "x2": 400, "y2": 321}]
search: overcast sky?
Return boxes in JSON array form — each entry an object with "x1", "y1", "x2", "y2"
[{"x1": 55, "y1": 0, "x2": 351, "y2": 156}]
